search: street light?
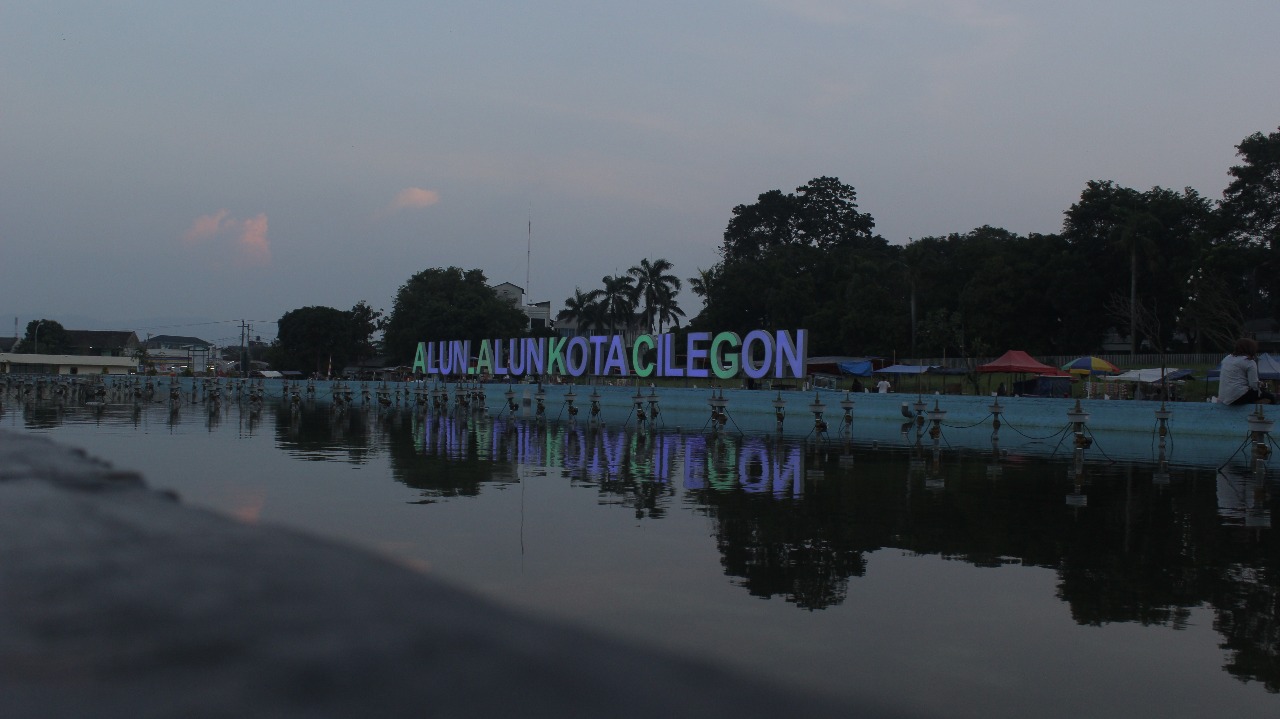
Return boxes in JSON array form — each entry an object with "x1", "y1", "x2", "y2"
[{"x1": 32, "y1": 320, "x2": 44, "y2": 354}]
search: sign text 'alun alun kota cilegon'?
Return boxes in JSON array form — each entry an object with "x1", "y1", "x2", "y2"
[{"x1": 412, "y1": 329, "x2": 808, "y2": 380}]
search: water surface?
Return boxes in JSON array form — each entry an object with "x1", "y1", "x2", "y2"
[{"x1": 3, "y1": 390, "x2": 1277, "y2": 718}]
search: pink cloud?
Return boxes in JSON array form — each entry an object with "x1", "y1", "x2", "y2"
[
  {"x1": 181, "y1": 210, "x2": 271, "y2": 266},
  {"x1": 392, "y1": 187, "x2": 441, "y2": 209},
  {"x1": 377, "y1": 187, "x2": 441, "y2": 218},
  {"x1": 237, "y1": 213, "x2": 271, "y2": 266},
  {"x1": 183, "y1": 209, "x2": 229, "y2": 244}
]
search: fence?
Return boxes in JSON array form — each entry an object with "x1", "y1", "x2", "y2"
[{"x1": 907, "y1": 353, "x2": 1222, "y2": 370}]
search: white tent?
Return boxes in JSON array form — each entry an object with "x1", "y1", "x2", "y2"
[{"x1": 1101, "y1": 368, "x2": 1193, "y2": 383}]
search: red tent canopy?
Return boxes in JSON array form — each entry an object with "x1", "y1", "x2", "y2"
[{"x1": 978, "y1": 350, "x2": 1070, "y2": 376}]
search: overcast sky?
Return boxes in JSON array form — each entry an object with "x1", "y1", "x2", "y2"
[{"x1": 2, "y1": 1, "x2": 1278, "y2": 346}]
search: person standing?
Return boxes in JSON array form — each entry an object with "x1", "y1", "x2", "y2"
[
  {"x1": 1219, "y1": 337, "x2": 1276, "y2": 405},
  {"x1": 876, "y1": 378, "x2": 891, "y2": 394}
]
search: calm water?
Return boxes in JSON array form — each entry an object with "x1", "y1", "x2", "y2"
[{"x1": 3, "y1": 387, "x2": 1279, "y2": 718}]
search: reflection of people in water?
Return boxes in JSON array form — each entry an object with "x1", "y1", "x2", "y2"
[{"x1": 1219, "y1": 337, "x2": 1276, "y2": 405}]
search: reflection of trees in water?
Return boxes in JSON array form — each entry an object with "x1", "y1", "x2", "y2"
[
  {"x1": 1053, "y1": 466, "x2": 1217, "y2": 628},
  {"x1": 553, "y1": 425, "x2": 676, "y2": 519},
  {"x1": 21, "y1": 403, "x2": 64, "y2": 429},
  {"x1": 271, "y1": 403, "x2": 380, "y2": 465},
  {"x1": 1041, "y1": 464, "x2": 1279, "y2": 692},
  {"x1": 1215, "y1": 560, "x2": 1280, "y2": 692},
  {"x1": 703, "y1": 489, "x2": 869, "y2": 611},
  {"x1": 173, "y1": 403, "x2": 1280, "y2": 687},
  {"x1": 266, "y1": 407, "x2": 1280, "y2": 689},
  {"x1": 1210, "y1": 468, "x2": 1280, "y2": 691},
  {"x1": 696, "y1": 448, "x2": 1280, "y2": 690}
]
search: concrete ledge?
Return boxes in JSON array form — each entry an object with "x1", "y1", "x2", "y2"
[{"x1": 0, "y1": 430, "x2": 904, "y2": 718}]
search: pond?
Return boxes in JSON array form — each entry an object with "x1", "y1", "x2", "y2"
[{"x1": 3, "y1": 384, "x2": 1278, "y2": 718}]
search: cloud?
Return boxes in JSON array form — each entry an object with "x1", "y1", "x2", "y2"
[
  {"x1": 182, "y1": 209, "x2": 229, "y2": 244},
  {"x1": 392, "y1": 187, "x2": 441, "y2": 209},
  {"x1": 181, "y1": 210, "x2": 272, "y2": 266},
  {"x1": 377, "y1": 187, "x2": 441, "y2": 218},
  {"x1": 237, "y1": 213, "x2": 271, "y2": 266}
]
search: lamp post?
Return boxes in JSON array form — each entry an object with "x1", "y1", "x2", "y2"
[{"x1": 32, "y1": 320, "x2": 44, "y2": 354}]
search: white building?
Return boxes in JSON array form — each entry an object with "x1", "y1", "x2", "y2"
[
  {"x1": 0, "y1": 352, "x2": 138, "y2": 375},
  {"x1": 492, "y1": 282, "x2": 552, "y2": 331}
]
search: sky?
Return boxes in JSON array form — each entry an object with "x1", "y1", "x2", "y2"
[{"x1": 2, "y1": 1, "x2": 1278, "y2": 347}]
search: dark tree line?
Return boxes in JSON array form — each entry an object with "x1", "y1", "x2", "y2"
[
  {"x1": 690, "y1": 127, "x2": 1280, "y2": 358},
  {"x1": 268, "y1": 126, "x2": 1280, "y2": 368},
  {"x1": 268, "y1": 301, "x2": 385, "y2": 374}
]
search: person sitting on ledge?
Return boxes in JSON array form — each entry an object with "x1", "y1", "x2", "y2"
[{"x1": 1219, "y1": 337, "x2": 1276, "y2": 405}]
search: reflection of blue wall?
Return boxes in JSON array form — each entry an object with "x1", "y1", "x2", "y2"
[{"x1": 172, "y1": 377, "x2": 1278, "y2": 468}]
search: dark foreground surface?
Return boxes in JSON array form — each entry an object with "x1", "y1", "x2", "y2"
[{"x1": 0, "y1": 430, "x2": 901, "y2": 719}]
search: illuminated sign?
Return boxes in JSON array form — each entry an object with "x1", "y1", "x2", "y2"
[{"x1": 411, "y1": 329, "x2": 808, "y2": 380}]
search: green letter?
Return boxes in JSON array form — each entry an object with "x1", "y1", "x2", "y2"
[
  {"x1": 412, "y1": 342, "x2": 428, "y2": 374},
  {"x1": 546, "y1": 336, "x2": 567, "y2": 375},
  {"x1": 632, "y1": 335, "x2": 655, "y2": 377},
  {"x1": 475, "y1": 339, "x2": 494, "y2": 376},
  {"x1": 710, "y1": 332, "x2": 740, "y2": 380}
]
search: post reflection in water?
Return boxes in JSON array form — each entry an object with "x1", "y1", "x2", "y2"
[{"x1": 3, "y1": 391, "x2": 1279, "y2": 715}]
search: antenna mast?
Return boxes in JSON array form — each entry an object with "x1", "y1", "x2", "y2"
[{"x1": 526, "y1": 211, "x2": 532, "y2": 303}]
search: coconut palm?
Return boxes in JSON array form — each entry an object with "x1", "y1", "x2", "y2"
[
  {"x1": 558, "y1": 287, "x2": 605, "y2": 334},
  {"x1": 629, "y1": 258, "x2": 682, "y2": 333},
  {"x1": 651, "y1": 283, "x2": 686, "y2": 333},
  {"x1": 598, "y1": 274, "x2": 638, "y2": 335},
  {"x1": 688, "y1": 267, "x2": 715, "y2": 299}
]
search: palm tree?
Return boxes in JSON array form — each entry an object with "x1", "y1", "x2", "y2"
[
  {"x1": 558, "y1": 287, "x2": 604, "y2": 334},
  {"x1": 652, "y1": 283, "x2": 686, "y2": 333},
  {"x1": 598, "y1": 274, "x2": 637, "y2": 335},
  {"x1": 688, "y1": 267, "x2": 715, "y2": 299},
  {"x1": 629, "y1": 258, "x2": 682, "y2": 333}
]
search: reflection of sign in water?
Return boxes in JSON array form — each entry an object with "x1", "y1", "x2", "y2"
[
  {"x1": 416, "y1": 419, "x2": 805, "y2": 497},
  {"x1": 737, "y1": 438, "x2": 804, "y2": 496},
  {"x1": 683, "y1": 435, "x2": 803, "y2": 497}
]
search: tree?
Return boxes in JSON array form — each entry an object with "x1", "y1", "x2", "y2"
[
  {"x1": 628, "y1": 258, "x2": 683, "y2": 333},
  {"x1": 688, "y1": 267, "x2": 715, "y2": 299},
  {"x1": 348, "y1": 300, "x2": 385, "y2": 365},
  {"x1": 719, "y1": 177, "x2": 876, "y2": 264},
  {"x1": 19, "y1": 319, "x2": 68, "y2": 354},
  {"x1": 558, "y1": 287, "x2": 604, "y2": 333},
  {"x1": 1063, "y1": 181, "x2": 1214, "y2": 353},
  {"x1": 697, "y1": 177, "x2": 902, "y2": 356},
  {"x1": 793, "y1": 176, "x2": 877, "y2": 251},
  {"x1": 597, "y1": 274, "x2": 637, "y2": 334},
  {"x1": 1219, "y1": 127, "x2": 1280, "y2": 316},
  {"x1": 1221, "y1": 127, "x2": 1280, "y2": 248},
  {"x1": 382, "y1": 267, "x2": 528, "y2": 363},
  {"x1": 273, "y1": 306, "x2": 353, "y2": 375}
]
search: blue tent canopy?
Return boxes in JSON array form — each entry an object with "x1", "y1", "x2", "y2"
[
  {"x1": 876, "y1": 364, "x2": 934, "y2": 375},
  {"x1": 807, "y1": 356, "x2": 877, "y2": 377},
  {"x1": 1207, "y1": 353, "x2": 1280, "y2": 381},
  {"x1": 837, "y1": 360, "x2": 874, "y2": 377}
]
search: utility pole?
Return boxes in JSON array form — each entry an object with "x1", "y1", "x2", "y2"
[{"x1": 240, "y1": 320, "x2": 248, "y2": 375}]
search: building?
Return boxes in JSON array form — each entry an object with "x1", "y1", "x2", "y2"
[
  {"x1": 144, "y1": 334, "x2": 214, "y2": 374},
  {"x1": 492, "y1": 282, "x2": 552, "y2": 331},
  {"x1": 0, "y1": 352, "x2": 138, "y2": 375}
]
